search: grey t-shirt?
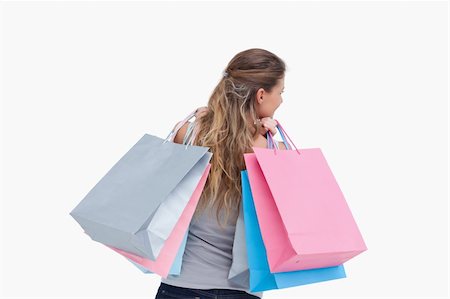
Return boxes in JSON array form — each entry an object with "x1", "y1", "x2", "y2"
[{"x1": 161, "y1": 201, "x2": 263, "y2": 298}]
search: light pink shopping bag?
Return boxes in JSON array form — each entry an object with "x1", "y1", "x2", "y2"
[
  {"x1": 243, "y1": 120, "x2": 367, "y2": 273},
  {"x1": 107, "y1": 163, "x2": 211, "y2": 278}
]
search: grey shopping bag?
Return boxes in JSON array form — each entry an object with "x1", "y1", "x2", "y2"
[
  {"x1": 70, "y1": 109, "x2": 212, "y2": 260},
  {"x1": 228, "y1": 200, "x2": 250, "y2": 289}
]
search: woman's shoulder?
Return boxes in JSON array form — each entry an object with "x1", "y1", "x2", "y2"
[
  {"x1": 246, "y1": 134, "x2": 287, "y2": 153},
  {"x1": 247, "y1": 134, "x2": 268, "y2": 153}
]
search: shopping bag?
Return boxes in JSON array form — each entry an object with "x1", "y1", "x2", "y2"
[
  {"x1": 243, "y1": 120, "x2": 367, "y2": 273},
  {"x1": 241, "y1": 170, "x2": 346, "y2": 292},
  {"x1": 124, "y1": 230, "x2": 188, "y2": 275},
  {"x1": 70, "y1": 109, "x2": 212, "y2": 260},
  {"x1": 105, "y1": 118, "x2": 207, "y2": 277},
  {"x1": 228, "y1": 200, "x2": 250, "y2": 289},
  {"x1": 107, "y1": 162, "x2": 211, "y2": 278},
  {"x1": 227, "y1": 130, "x2": 286, "y2": 288}
]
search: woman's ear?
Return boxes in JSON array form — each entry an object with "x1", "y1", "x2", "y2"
[{"x1": 256, "y1": 88, "x2": 264, "y2": 104}]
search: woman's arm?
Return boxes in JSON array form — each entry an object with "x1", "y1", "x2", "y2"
[
  {"x1": 171, "y1": 107, "x2": 207, "y2": 144},
  {"x1": 171, "y1": 121, "x2": 192, "y2": 144}
]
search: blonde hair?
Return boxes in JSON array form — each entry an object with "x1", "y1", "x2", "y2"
[{"x1": 190, "y1": 48, "x2": 286, "y2": 228}]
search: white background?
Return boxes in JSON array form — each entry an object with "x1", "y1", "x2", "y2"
[{"x1": 1, "y1": 1, "x2": 448, "y2": 298}]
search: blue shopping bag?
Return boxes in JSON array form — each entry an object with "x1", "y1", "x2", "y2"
[{"x1": 241, "y1": 170, "x2": 347, "y2": 292}]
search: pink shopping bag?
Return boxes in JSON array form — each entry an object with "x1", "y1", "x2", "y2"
[
  {"x1": 107, "y1": 163, "x2": 211, "y2": 278},
  {"x1": 243, "y1": 120, "x2": 367, "y2": 273}
]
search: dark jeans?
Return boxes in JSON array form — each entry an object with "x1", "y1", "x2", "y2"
[{"x1": 155, "y1": 282, "x2": 260, "y2": 299}]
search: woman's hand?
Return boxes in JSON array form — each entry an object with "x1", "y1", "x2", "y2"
[
  {"x1": 256, "y1": 117, "x2": 278, "y2": 137},
  {"x1": 195, "y1": 106, "x2": 209, "y2": 119}
]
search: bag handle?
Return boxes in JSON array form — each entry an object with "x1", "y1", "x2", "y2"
[
  {"x1": 277, "y1": 124, "x2": 291, "y2": 150},
  {"x1": 266, "y1": 119, "x2": 301, "y2": 155},
  {"x1": 163, "y1": 108, "x2": 198, "y2": 144},
  {"x1": 265, "y1": 131, "x2": 279, "y2": 149},
  {"x1": 183, "y1": 121, "x2": 196, "y2": 145},
  {"x1": 265, "y1": 124, "x2": 292, "y2": 150}
]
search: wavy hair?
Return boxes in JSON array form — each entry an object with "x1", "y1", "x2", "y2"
[{"x1": 189, "y1": 48, "x2": 286, "y2": 228}]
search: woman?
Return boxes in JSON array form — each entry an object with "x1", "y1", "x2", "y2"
[{"x1": 155, "y1": 48, "x2": 287, "y2": 299}]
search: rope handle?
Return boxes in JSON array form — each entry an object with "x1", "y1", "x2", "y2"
[
  {"x1": 163, "y1": 108, "x2": 198, "y2": 144},
  {"x1": 266, "y1": 119, "x2": 301, "y2": 155}
]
